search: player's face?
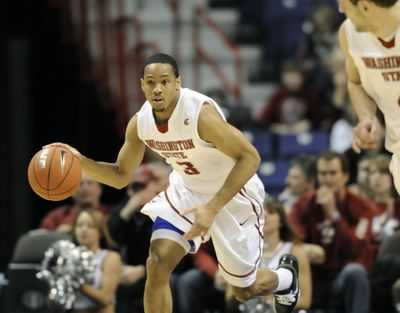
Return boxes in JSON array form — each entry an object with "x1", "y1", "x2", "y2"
[
  {"x1": 74, "y1": 211, "x2": 101, "y2": 248},
  {"x1": 338, "y1": 0, "x2": 375, "y2": 32},
  {"x1": 317, "y1": 158, "x2": 349, "y2": 194},
  {"x1": 141, "y1": 63, "x2": 181, "y2": 115}
]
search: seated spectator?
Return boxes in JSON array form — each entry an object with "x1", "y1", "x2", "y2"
[
  {"x1": 368, "y1": 154, "x2": 400, "y2": 246},
  {"x1": 257, "y1": 60, "x2": 321, "y2": 134},
  {"x1": 290, "y1": 151, "x2": 375, "y2": 313},
  {"x1": 367, "y1": 155, "x2": 400, "y2": 313},
  {"x1": 297, "y1": 4, "x2": 340, "y2": 91},
  {"x1": 223, "y1": 198, "x2": 312, "y2": 312},
  {"x1": 72, "y1": 209, "x2": 121, "y2": 313},
  {"x1": 348, "y1": 155, "x2": 372, "y2": 199},
  {"x1": 206, "y1": 87, "x2": 253, "y2": 130},
  {"x1": 278, "y1": 154, "x2": 316, "y2": 214},
  {"x1": 40, "y1": 174, "x2": 110, "y2": 233},
  {"x1": 172, "y1": 240, "x2": 225, "y2": 313}
]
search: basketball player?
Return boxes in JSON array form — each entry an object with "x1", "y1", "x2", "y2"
[
  {"x1": 47, "y1": 54, "x2": 299, "y2": 313},
  {"x1": 338, "y1": 0, "x2": 400, "y2": 194}
]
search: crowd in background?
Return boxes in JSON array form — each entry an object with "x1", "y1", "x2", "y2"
[{"x1": 2, "y1": 0, "x2": 400, "y2": 313}]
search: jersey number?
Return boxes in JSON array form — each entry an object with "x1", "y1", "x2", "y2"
[{"x1": 177, "y1": 162, "x2": 200, "y2": 175}]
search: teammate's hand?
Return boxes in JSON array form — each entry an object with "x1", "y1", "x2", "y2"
[
  {"x1": 180, "y1": 205, "x2": 217, "y2": 240},
  {"x1": 43, "y1": 142, "x2": 82, "y2": 160},
  {"x1": 352, "y1": 119, "x2": 382, "y2": 154}
]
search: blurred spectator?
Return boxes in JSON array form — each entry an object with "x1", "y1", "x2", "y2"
[
  {"x1": 206, "y1": 87, "x2": 253, "y2": 130},
  {"x1": 261, "y1": 0, "x2": 313, "y2": 81},
  {"x1": 368, "y1": 154, "x2": 400, "y2": 245},
  {"x1": 297, "y1": 4, "x2": 339, "y2": 89},
  {"x1": 172, "y1": 240, "x2": 225, "y2": 313},
  {"x1": 348, "y1": 155, "x2": 372, "y2": 199},
  {"x1": 224, "y1": 198, "x2": 312, "y2": 312},
  {"x1": 278, "y1": 154, "x2": 316, "y2": 214},
  {"x1": 108, "y1": 164, "x2": 162, "y2": 313},
  {"x1": 72, "y1": 209, "x2": 121, "y2": 313},
  {"x1": 40, "y1": 175, "x2": 110, "y2": 233},
  {"x1": 290, "y1": 151, "x2": 375, "y2": 313},
  {"x1": 257, "y1": 60, "x2": 321, "y2": 134}
]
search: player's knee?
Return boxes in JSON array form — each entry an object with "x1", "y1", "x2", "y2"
[
  {"x1": 146, "y1": 253, "x2": 169, "y2": 282},
  {"x1": 231, "y1": 286, "x2": 253, "y2": 302}
]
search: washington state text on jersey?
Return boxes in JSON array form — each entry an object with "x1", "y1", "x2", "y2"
[
  {"x1": 362, "y1": 56, "x2": 400, "y2": 81},
  {"x1": 145, "y1": 139, "x2": 195, "y2": 159}
]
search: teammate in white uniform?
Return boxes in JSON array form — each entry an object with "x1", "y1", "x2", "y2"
[
  {"x1": 47, "y1": 54, "x2": 299, "y2": 313},
  {"x1": 338, "y1": 0, "x2": 400, "y2": 193}
]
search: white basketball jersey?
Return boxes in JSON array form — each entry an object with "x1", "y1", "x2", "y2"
[
  {"x1": 344, "y1": 19, "x2": 400, "y2": 152},
  {"x1": 137, "y1": 88, "x2": 238, "y2": 194}
]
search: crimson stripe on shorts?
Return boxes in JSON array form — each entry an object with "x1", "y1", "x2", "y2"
[
  {"x1": 242, "y1": 186, "x2": 264, "y2": 218},
  {"x1": 164, "y1": 190, "x2": 193, "y2": 225},
  {"x1": 239, "y1": 189, "x2": 264, "y2": 239}
]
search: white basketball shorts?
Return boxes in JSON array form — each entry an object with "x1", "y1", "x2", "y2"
[{"x1": 141, "y1": 174, "x2": 265, "y2": 288}]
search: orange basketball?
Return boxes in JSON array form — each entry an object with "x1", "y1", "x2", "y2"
[{"x1": 27, "y1": 146, "x2": 82, "y2": 201}]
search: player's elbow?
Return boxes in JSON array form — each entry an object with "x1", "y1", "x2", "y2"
[{"x1": 247, "y1": 150, "x2": 261, "y2": 173}]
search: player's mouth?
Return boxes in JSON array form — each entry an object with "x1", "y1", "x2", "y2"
[{"x1": 152, "y1": 98, "x2": 164, "y2": 105}]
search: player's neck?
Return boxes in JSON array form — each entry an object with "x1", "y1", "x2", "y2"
[
  {"x1": 153, "y1": 91, "x2": 180, "y2": 123},
  {"x1": 374, "y1": 16, "x2": 399, "y2": 39}
]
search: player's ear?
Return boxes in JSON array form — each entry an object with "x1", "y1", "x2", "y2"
[
  {"x1": 358, "y1": 0, "x2": 371, "y2": 12},
  {"x1": 140, "y1": 78, "x2": 145, "y2": 91},
  {"x1": 176, "y1": 76, "x2": 181, "y2": 90}
]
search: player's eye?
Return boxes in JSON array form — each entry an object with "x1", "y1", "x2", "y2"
[
  {"x1": 147, "y1": 80, "x2": 154, "y2": 86},
  {"x1": 162, "y1": 80, "x2": 169, "y2": 85}
]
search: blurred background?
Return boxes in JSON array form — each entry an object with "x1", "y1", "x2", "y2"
[{"x1": 1, "y1": 0, "x2": 346, "y2": 277}]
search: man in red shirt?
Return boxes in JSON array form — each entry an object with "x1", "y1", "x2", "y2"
[
  {"x1": 40, "y1": 174, "x2": 109, "y2": 233},
  {"x1": 290, "y1": 151, "x2": 374, "y2": 313}
]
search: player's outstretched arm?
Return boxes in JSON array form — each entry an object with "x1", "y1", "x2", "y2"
[
  {"x1": 46, "y1": 115, "x2": 146, "y2": 189},
  {"x1": 338, "y1": 23, "x2": 382, "y2": 153}
]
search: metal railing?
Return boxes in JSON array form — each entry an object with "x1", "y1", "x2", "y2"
[{"x1": 193, "y1": 6, "x2": 243, "y2": 100}]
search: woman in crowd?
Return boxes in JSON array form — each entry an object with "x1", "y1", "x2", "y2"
[
  {"x1": 223, "y1": 198, "x2": 313, "y2": 312},
  {"x1": 72, "y1": 209, "x2": 122, "y2": 313}
]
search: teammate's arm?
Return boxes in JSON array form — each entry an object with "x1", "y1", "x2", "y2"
[
  {"x1": 339, "y1": 23, "x2": 377, "y2": 122},
  {"x1": 197, "y1": 103, "x2": 261, "y2": 212},
  {"x1": 80, "y1": 115, "x2": 146, "y2": 189},
  {"x1": 338, "y1": 23, "x2": 382, "y2": 153}
]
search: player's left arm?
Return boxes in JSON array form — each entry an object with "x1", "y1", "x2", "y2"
[{"x1": 198, "y1": 103, "x2": 261, "y2": 212}]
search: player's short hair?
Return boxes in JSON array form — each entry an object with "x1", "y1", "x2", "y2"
[
  {"x1": 142, "y1": 53, "x2": 180, "y2": 78},
  {"x1": 317, "y1": 150, "x2": 349, "y2": 174},
  {"x1": 349, "y1": 0, "x2": 397, "y2": 7}
]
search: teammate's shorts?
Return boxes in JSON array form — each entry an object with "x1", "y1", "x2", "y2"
[
  {"x1": 141, "y1": 174, "x2": 265, "y2": 288},
  {"x1": 390, "y1": 153, "x2": 400, "y2": 195}
]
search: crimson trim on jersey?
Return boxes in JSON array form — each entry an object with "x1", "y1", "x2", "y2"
[
  {"x1": 377, "y1": 37, "x2": 395, "y2": 49},
  {"x1": 164, "y1": 190, "x2": 193, "y2": 225},
  {"x1": 155, "y1": 122, "x2": 169, "y2": 133}
]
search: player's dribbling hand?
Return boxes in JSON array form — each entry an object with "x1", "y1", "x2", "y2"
[
  {"x1": 180, "y1": 205, "x2": 217, "y2": 241},
  {"x1": 352, "y1": 119, "x2": 382, "y2": 154},
  {"x1": 43, "y1": 142, "x2": 82, "y2": 160}
]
